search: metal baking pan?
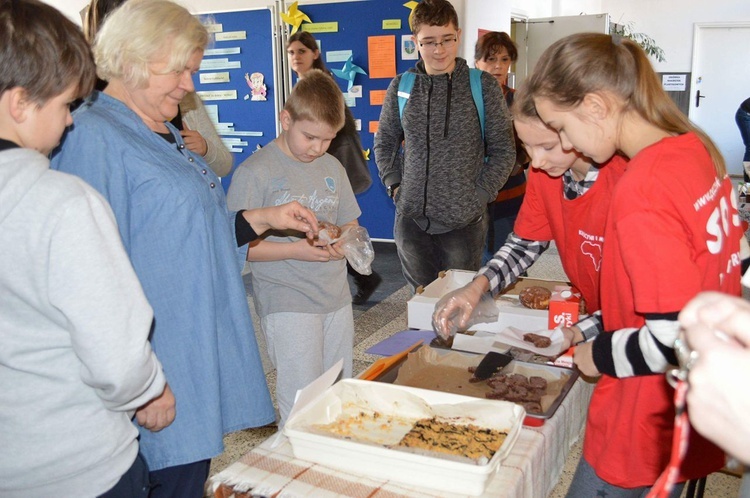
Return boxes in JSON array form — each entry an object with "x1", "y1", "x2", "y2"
[{"x1": 372, "y1": 346, "x2": 579, "y2": 426}]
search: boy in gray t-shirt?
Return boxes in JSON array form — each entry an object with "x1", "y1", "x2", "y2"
[{"x1": 227, "y1": 70, "x2": 361, "y2": 425}]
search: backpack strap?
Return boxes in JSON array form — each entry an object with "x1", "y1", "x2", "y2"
[
  {"x1": 398, "y1": 69, "x2": 485, "y2": 142},
  {"x1": 468, "y1": 68, "x2": 485, "y2": 140},
  {"x1": 397, "y1": 72, "x2": 416, "y2": 119}
]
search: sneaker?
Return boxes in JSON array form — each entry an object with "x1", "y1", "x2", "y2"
[{"x1": 352, "y1": 271, "x2": 382, "y2": 305}]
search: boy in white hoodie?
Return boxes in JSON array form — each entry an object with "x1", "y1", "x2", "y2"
[{"x1": 0, "y1": 1, "x2": 173, "y2": 496}]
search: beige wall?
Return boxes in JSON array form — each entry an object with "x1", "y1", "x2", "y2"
[{"x1": 602, "y1": 0, "x2": 750, "y2": 71}]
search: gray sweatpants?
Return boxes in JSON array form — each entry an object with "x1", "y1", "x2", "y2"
[{"x1": 261, "y1": 304, "x2": 354, "y2": 425}]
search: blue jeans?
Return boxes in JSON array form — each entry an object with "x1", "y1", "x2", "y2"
[
  {"x1": 565, "y1": 456, "x2": 685, "y2": 498},
  {"x1": 735, "y1": 106, "x2": 750, "y2": 182},
  {"x1": 394, "y1": 212, "x2": 488, "y2": 291}
]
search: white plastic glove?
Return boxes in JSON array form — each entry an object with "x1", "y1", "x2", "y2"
[{"x1": 431, "y1": 279, "x2": 498, "y2": 341}]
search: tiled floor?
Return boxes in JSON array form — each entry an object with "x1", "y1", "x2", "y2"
[{"x1": 210, "y1": 241, "x2": 745, "y2": 497}]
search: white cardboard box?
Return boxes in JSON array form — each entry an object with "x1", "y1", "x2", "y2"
[
  {"x1": 408, "y1": 270, "x2": 567, "y2": 333},
  {"x1": 284, "y1": 379, "x2": 525, "y2": 496}
]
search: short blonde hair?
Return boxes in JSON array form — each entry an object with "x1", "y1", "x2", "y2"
[
  {"x1": 94, "y1": 0, "x2": 208, "y2": 88},
  {"x1": 285, "y1": 69, "x2": 345, "y2": 131}
]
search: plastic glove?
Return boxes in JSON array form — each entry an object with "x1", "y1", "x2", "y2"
[{"x1": 431, "y1": 282, "x2": 499, "y2": 341}]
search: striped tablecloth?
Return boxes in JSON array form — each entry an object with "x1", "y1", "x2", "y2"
[{"x1": 210, "y1": 378, "x2": 594, "y2": 498}]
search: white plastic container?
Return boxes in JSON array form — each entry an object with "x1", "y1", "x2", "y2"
[
  {"x1": 284, "y1": 379, "x2": 525, "y2": 496},
  {"x1": 407, "y1": 270, "x2": 565, "y2": 332}
]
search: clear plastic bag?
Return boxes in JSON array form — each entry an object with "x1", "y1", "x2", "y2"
[
  {"x1": 337, "y1": 225, "x2": 375, "y2": 275},
  {"x1": 432, "y1": 289, "x2": 499, "y2": 340}
]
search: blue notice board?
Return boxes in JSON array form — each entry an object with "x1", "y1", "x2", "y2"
[
  {"x1": 192, "y1": 8, "x2": 277, "y2": 194},
  {"x1": 298, "y1": 0, "x2": 416, "y2": 240},
  {"x1": 194, "y1": 1, "x2": 417, "y2": 239}
]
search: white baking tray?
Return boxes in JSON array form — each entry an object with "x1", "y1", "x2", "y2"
[{"x1": 284, "y1": 379, "x2": 525, "y2": 496}]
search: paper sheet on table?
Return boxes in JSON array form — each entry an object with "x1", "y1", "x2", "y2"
[
  {"x1": 289, "y1": 358, "x2": 343, "y2": 421},
  {"x1": 270, "y1": 358, "x2": 343, "y2": 447},
  {"x1": 497, "y1": 327, "x2": 565, "y2": 356},
  {"x1": 450, "y1": 334, "x2": 510, "y2": 355},
  {"x1": 453, "y1": 328, "x2": 565, "y2": 357}
]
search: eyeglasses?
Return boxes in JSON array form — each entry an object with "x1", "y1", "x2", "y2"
[{"x1": 418, "y1": 36, "x2": 457, "y2": 51}]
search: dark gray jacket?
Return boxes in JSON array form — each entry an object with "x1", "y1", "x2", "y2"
[{"x1": 374, "y1": 58, "x2": 515, "y2": 233}]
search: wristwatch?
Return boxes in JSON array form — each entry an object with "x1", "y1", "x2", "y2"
[{"x1": 387, "y1": 182, "x2": 400, "y2": 199}]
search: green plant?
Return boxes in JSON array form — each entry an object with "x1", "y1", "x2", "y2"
[{"x1": 610, "y1": 21, "x2": 666, "y2": 63}]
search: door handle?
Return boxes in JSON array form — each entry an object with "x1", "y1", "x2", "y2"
[{"x1": 695, "y1": 90, "x2": 706, "y2": 108}]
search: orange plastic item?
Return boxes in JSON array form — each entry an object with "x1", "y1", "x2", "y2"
[{"x1": 359, "y1": 340, "x2": 423, "y2": 381}]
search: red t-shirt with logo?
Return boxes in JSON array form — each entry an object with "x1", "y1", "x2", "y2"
[
  {"x1": 514, "y1": 155, "x2": 628, "y2": 312},
  {"x1": 587, "y1": 132, "x2": 744, "y2": 487}
]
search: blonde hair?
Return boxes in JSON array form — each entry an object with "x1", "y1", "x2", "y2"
[
  {"x1": 525, "y1": 33, "x2": 726, "y2": 178},
  {"x1": 284, "y1": 69, "x2": 345, "y2": 131},
  {"x1": 94, "y1": 0, "x2": 208, "y2": 88}
]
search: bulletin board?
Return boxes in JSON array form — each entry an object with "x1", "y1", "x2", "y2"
[
  {"x1": 193, "y1": 1, "x2": 419, "y2": 240},
  {"x1": 192, "y1": 8, "x2": 278, "y2": 193},
  {"x1": 296, "y1": 0, "x2": 417, "y2": 240}
]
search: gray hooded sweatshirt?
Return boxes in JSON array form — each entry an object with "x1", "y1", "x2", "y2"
[
  {"x1": 0, "y1": 146, "x2": 166, "y2": 497},
  {"x1": 374, "y1": 57, "x2": 516, "y2": 233}
]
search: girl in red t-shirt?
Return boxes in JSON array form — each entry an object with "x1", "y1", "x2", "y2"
[
  {"x1": 525, "y1": 32, "x2": 745, "y2": 496},
  {"x1": 432, "y1": 85, "x2": 626, "y2": 341}
]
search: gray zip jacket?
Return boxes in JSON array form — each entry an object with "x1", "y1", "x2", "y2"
[{"x1": 374, "y1": 58, "x2": 515, "y2": 233}]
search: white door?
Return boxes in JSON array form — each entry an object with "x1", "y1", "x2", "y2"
[{"x1": 690, "y1": 23, "x2": 750, "y2": 177}]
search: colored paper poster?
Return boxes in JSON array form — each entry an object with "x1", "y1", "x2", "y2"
[
  {"x1": 369, "y1": 89, "x2": 387, "y2": 106},
  {"x1": 382, "y1": 19, "x2": 402, "y2": 30},
  {"x1": 368, "y1": 35, "x2": 397, "y2": 79},
  {"x1": 369, "y1": 121, "x2": 380, "y2": 134},
  {"x1": 326, "y1": 50, "x2": 353, "y2": 63},
  {"x1": 303, "y1": 22, "x2": 338, "y2": 33},
  {"x1": 216, "y1": 30, "x2": 247, "y2": 41},
  {"x1": 401, "y1": 34, "x2": 418, "y2": 60}
]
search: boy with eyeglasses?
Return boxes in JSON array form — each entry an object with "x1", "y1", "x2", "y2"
[{"x1": 374, "y1": 0, "x2": 515, "y2": 292}]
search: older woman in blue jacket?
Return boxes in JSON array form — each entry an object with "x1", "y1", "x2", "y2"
[{"x1": 52, "y1": 1, "x2": 318, "y2": 496}]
